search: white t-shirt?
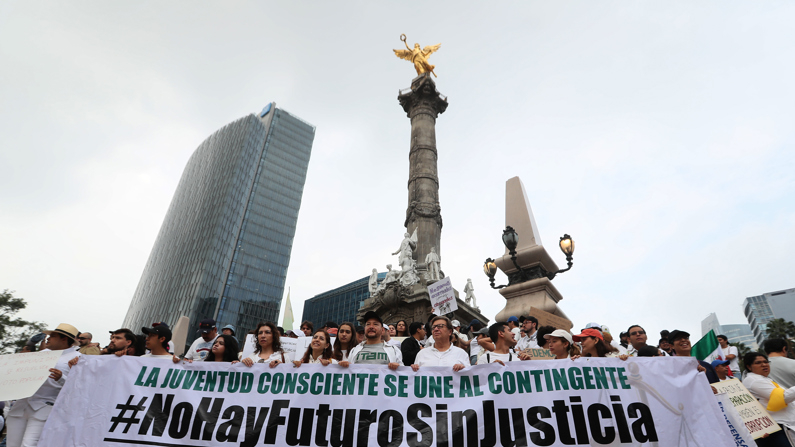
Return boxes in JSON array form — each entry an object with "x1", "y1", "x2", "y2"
[
  {"x1": 415, "y1": 345, "x2": 470, "y2": 367},
  {"x1": 725, "y1": 345, "x2": 740, "y2": 372},
  {"x1": 142, "y1": 354, "x2": 174, "y2": 359},
  {"x1": 185, "y1": 336, "x2": 218, "y2": 361},
  {"x1": 478, "y1": 351, "x2": 520, "y2": 364},
  {"x1": 246, "y1": 350, "x2": 292, "y2": 364}
]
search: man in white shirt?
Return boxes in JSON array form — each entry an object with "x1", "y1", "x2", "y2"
[
  {"x1": 717, "y1": 334, "x2": 740, "y2": 377},
  {"x1": 478, "y1": 322, "x2": 520, "y2": 365},
  {"x1": 344, "y1": 311, "x2": 402, "y2": 369},
  {"x1": 516, "y1": 316, "x2": 538, "y2": 352},
  {"x1": 382, "y1": 324, "x2": 402, "y2": 348},
  {"x1": 451, "y1": 320, "x2": 468, "y2": 343},
  {"x1": 507, "y1": 316, "x2": 521, "y2": 342},
  {"x1": 141, "y1": 325, "x2": 178, "y2": 360},
  {"x1": 184, "y1": 319, "x2": 218, "y2": 361},
  {"x1": 412, "y1": 316, "x2": 469, "y2": 372},
  {"x1": 6, "y1": 323, "x2": 80, "y2": 447},
  {"x1": 765, "y1": 338, "x2": 795, "y2": 389}
]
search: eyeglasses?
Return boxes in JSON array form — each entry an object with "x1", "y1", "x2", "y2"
[
  {"x1": 77, "y1": 337, "x2": 89, "y2": 340},
  {"x1": 432, "y1": 324, "x2": 449, "y2": 331},
  {"x1": 630, "y1": 331, "x2": 646, "y2": 336}
]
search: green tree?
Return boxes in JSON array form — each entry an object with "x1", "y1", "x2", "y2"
[
  {"x1": 766, "y1": 318, "x2": 795, "y2": 340},
  {"x1": 731, "y1": 342, "x2": 752, "y2": 371},
  {"x1": 0, "y1": 289, "x2": 47, "y2": 354}
]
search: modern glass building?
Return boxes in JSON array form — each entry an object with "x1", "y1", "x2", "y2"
[
  {"x1": 701, "y1": 312, "x2": 757, "y2": 350},
  {"x1": 302, "y1": 273, "x2": 386, "y2": 327},
  {"x1": 122, "y1": 103, "x2": 315, "y2": 344},
  {"x1": 744, "y1": 288, "x2": 795, "y2": 345}
]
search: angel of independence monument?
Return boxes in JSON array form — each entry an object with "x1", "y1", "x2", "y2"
[{"x1": 358, "y1": 35, "x2": 488, "y2": 326}]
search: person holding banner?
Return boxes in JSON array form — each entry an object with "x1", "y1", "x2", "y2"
[
  {"x1": 743, "y1": 352, "x2": 795, "y2": 446},
  {"x1": 412, "y1": 316, "x2": 469, "y2": 371},
  {"x1": 544, "y1": 329, "x2": 578, "y2": 360},
  {"x1": 572, "y1": 328, "x2": 624, "y2": 358},
  {"x1": 205, "y1": 335, "x2": 239, "y2": 363},
  {"x1": 295, "y1": 330, "x2": 336, "y2": 366},
  {"x1": 344, "y1": 311, "x2": 402, "y2": 369},
  {"x1": 6, "y1": 323, "x2": 80, "y2": 447},
  {"x1": 241, "y1": 322, "x2": 290, "y2": 367},
  {"x1": 478, "y1": 322, "x2": 520, "y2": 365},
  {"x1": 332, "y1": 322, "x2": 357, "y2": 362}
]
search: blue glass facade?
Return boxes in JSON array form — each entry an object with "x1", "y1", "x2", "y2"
[
  {"x1": 302, "y1": 273, "x2": 386, "y2": 326},
  {"x1": 744, "y1": 288, "x2": 795, "y2": 345},
  {"x1": 122, "y1": 105, "x2": 315, "y2": 343}
]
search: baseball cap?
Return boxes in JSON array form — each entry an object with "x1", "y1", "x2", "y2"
[
  {"x1": 362, "y1": 311, "x2": 383, "y2": 325},
  {"x1": 199, "y1": 319, "x2": 216, "y2": 334},
  {"x1": 668, "y1": 330, "x2": 690, "y2": 343},
  {"x1": 327, "y1": 328, "x2": 338, "y2": 336},
  {"x1": 582, "y1": 322, "x2": 602, "y2": 332},
  {"x1": 451, "y1": 320, "x2": 461, "y2": 328},
  {"x1": 142, "y1": 324, "x2": 172, "y2": 342},
  {"x1": 544, "y1": 329, "x2": 573, "y2": 345},
  {"x1": 572, "y1": 328, "x2": 603, "y2": 342},
  {"x1": 711, "y1": 359, "x2": 731, "y2": 369},
  {"x1": 507, "y1": 316, "x2": 519, "y2": 323}
]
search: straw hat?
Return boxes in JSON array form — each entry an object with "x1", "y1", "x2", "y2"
[{"x1": 43, "y1": 323, "x2": 79, "y2": 340}]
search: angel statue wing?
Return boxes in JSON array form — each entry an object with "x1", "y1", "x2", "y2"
[
  {"x1": 422, "y1": 43, "x2": 441, "y2": 58},
  {"x1": 393, "y1": 49, "x2": 413, "y2": 61},
  {"x1": 409, "y1": 227, "x2": 418, "y2": 245}
]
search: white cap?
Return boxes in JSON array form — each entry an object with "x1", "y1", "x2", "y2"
[
  {"x1": 451, "y1": 320, "x2": 461, "y2": 327},
  {"x1": 544, "y1": 329, "x2": 573, "y2": 345},
  {"x1": 287, "y1": 329, "x2": 305, "y2": 337},
  {"x1": 383, "y1": 324, "x2": 390, "y2": 330}
]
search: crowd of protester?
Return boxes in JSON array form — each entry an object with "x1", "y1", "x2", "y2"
[{"x1": 4, "y1": 312, "x2": 795, "y2": 447}]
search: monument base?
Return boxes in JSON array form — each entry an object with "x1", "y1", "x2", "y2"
[
  {"x1": 358, "y1": 279, "x2": 488, "y2": 327},
  {"x1": 494, "y1": 277, "x2": 570, "y2": 322}
]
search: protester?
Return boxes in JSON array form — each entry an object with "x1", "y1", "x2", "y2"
[
  {"x1": 535, "y1": 326, "x2": 556, "y2": 348},
  {"x1": 401, "y1": 322, "x2": 425, "y2": 366},
  {"x1": 355, "y1": 325, "x2": 365, "y2": 344},
  {"x1": 572, "y1": 328, "x2": 621, "y2": 358},
  {"x1": 395, "y1": 320, "x2": 409, "y2": 337},
  {"x1": 658, "y1": 338, "x2": 673, "y2": 356},
  {"x1": 6, "y1": 324, "x2": 79, "y2": 447},
  {"x1": 343, "y1": 312, "x2": 401, "y2": 369},
  {"x1": 102, "y1": 329, "x2": 136, "y2": 356},
  {"x1": 626, "y1": 324, "x2": 648, "y2": 357},
  {"x1": 221, "y1": 325, "x2": 238, "y2": 344},
  {"x1": 764, "y1": 339, "x2": 795, "y2": 389},
  {"x1": 451, "y1": 320, "x2": 468, "y2": 343},
  {"x1": 382, "y1": 324, "x2": 401, "y2": 347},
  {"x1": 742, "y1": 352, "x2": 795, "y2": 446},
  {"x1": 322, "y1": 321, "x2": 338, "y2": 333},
  {"x1": 516, "y1": 316, "x2": 538, "y2": 352},
  {"x1": 545, "y1": 329, "x2": 577, "y2": 360},
  {"x1": 300, "y1": 321, "x2": 314, "y2": 337},
  {"x1": 412, "y1": 316, "x2": 469, "y2": 371},
  {"x1": 507, "y1": 316, "x2": 521, "y2": 342},
  {"x1": 619, "y1": 332, "x2": 629, "y2": 349},
  {"x1": 668, "y1": 330, "x2": 719, "y2": 384},
  {"x1": 717, "y1": 335, "x2": 739, "y2": 377},
  {"x1": 332, "y1": 322, "x2": 357, "y2": 362},
  {"x1": 388, "y1": 324, "x2": 397, "y2": 337},
  {"x1": 478, "y1": 322, "x2": 519, "y2": 365},
  {"x1": 184, "y1": 319, "x2": 218, "y2": 361},
  {"x1": 294, "y1": 330, "x2": 336, "y2": 366},
  {"x1": 205, "y1": 335, "x2": 239, "y2": 362},
  {"x1": 76, "y1": 333, "x2": 100, "y2": 355},
  {"x1": 136, "y1": 325, "x2": 175, "y2": 360},
  {"x1": 711, "y1": 359, "x2": 731, "y2": 381},
  {"x1": 242, "y1": 322, "x2": 289, "y2": 367}
]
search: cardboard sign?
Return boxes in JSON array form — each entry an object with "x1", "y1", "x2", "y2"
[
  {"x1": 529, "y1": 306, "x2": 573, "y2": 331},
  {"x1": 0, "y1": 350, "x2": 64, "y2": 401},
  {"x1": 713, "y1": 378, "x2": 781, "y2": 439},
  {"x1": 521, "y1": 347, "x2": 557, "y2": 360},
  {"x1": 428, "y1": 276, "x2": 458, "y2": 315}
]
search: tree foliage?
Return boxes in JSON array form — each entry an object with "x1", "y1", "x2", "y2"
[
  {"x1": 0, "y1": 289, "x2": 47, "y2": 354},
  {"x1": 731, "y1": 342, "x2": 752, "y2": 371},
  {"x1": 766, "y1": 318, "x2": 795, "y2": 341}
]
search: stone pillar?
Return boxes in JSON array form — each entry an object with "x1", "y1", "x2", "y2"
[{"x1": 398, "y1": 73, "x2": 448, "y2": 266}]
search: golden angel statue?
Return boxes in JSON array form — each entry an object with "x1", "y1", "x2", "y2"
[{"x1": 393, "y1": 34, "x2": 441, "y2": 77}]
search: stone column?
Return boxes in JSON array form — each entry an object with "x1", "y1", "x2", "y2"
[{"x1": 398, "y1": 73, "x2": 448, "y2": 266}]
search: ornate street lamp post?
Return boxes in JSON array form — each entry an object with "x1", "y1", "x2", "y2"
[{"x1": 483, "y1": 226, "x2": 575, "y2": 289}]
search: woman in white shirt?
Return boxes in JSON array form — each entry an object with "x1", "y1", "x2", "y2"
[
  {"x1": 333, "y1": 322, "x2": 357, "y2": 362},
  {"x1": 241, "y1": 322, "x2": 289, "y2": 367},
  {"x1": 295, "y1": 330, "x2": 336, "y2": 366},
  {"x1": 743, "y1": 352, "x2": 795, "y2": 446},
  {"x1": 545, "y1": 329, "x2": 578, "y2": 360}
]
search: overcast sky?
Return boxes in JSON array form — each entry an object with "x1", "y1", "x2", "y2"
[{"x1": 2, "y1": 2, "x2": 793, "y2": 346}]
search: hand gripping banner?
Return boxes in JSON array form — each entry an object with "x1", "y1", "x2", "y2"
[{"x1": 39, "y1": 356, "x2": 735, "y2": 446}]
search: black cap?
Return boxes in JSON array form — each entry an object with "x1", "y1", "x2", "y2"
[
  {"x1": 668, "y1": 330, "x2": 690, "y2": 343},
  {"x1": 355, "y1": 326, "x2": 365, "y2": 333},
  {"x1": 142, "y1": 325, "x2": 172, "y2": 342},
  {"x1": 324, "y1": 321, "x2": 338, "y2": 329},
  {"x1": 199, "y1": 319, "x2": 216, "y2": 334},
  {"x1": 362, "y1": 311, "x2": 382, "y2": 325}
]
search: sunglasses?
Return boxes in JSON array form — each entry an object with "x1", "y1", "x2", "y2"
[
  {"x1": 77, "y1": 337, "x2": 89, "y2": 340},
  {"x1": 630, "y1": 331, "x2": 646, "y2": 336}
]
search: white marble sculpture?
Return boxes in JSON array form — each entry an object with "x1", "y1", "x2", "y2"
[
  {"x1": 425, "y1": 247, "x2": 441, "y2": 281},
  {"x1": 464, "y1": 278, "x2": 478, "y2": 309},
  {"x1": 392, "y1": 229, "x2": 417, "y2": 267},
  {"x1": 368, "y1": 268, "x2": 379, "y2": 296}
]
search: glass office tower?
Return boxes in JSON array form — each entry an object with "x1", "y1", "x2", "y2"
[
  {"x1": 302, "y1": 273, "x2": 386, "y2": 327},
  {"x1": 122, "y1": 104, "x2": 315, "y2": 342}
]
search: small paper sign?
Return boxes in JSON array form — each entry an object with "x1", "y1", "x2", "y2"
[
  {"x1": 712, "y1": 378, "x2": 781, "y2": 439},
  {"x1": 428, "y1": 276, "x2": 458, "y2": 315},
  {"x1": 0, "y1": 350, "x2": 65, "y2": 401}
]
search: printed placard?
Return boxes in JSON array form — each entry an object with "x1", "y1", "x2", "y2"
[
  {"x1": 428, "y1": 276, "x2": 458, "y2": 315},
  {"x1": 713, "y1": 378, "x2": 781, "y2": 439},
  {"x1": 0, "y1": 350, "x2": 64, "y2": 401}
]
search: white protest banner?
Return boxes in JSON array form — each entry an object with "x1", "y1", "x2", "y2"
[
  {"x1": 428, "y1": 276, "x2": 457, "y2": 315},
  {"x1": 0, "y1": 350, "x2": 64, "y2": 401},
  {"x1": 40, "y1": 356, "x2": 736, "y2": 446},
  {"x1": 713, "y1": 378, "x2": 781, "y2": 439}
]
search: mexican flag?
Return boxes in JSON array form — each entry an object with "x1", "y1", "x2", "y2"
[{"x1": 692, "y1": 329, "x2": 724, "y2": 362}]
